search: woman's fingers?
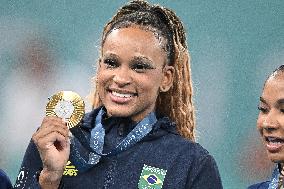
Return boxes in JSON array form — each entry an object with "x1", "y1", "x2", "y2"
[
  {"x1": 34, "y1": 124, "x2": 68, "y2": 141},
  {"x1": 32, "y1": 116, "x2": 70, "y2": 152},
  {"x1": 40, "y1": 116, "x2": 68, "y2": 132},
  {"x1": 35, "y1": 131, "x2": 68, "y2": 150},
  {"x1": 32, "y1": 116, "x2": 71, "y2": 187},
  {"x1": 33, "y1": 117, "x2": 68, "y2": 140}
]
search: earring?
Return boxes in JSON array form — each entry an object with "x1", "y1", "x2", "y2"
[{"x1": 159, "y1": 86, "x2": 167, "y2": 92}]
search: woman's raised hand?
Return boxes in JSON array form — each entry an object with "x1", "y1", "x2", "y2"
[{"x1": 32, "y1": 116, "x2": 70, "y2": 188}]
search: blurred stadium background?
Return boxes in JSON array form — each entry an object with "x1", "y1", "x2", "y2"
[{"x1": 0, "y1": 0, "x2": 283, "y2": 188}]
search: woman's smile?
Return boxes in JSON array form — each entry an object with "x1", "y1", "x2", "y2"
[
  {"x1": 263, "y1": 135, "x2": 284, "y2": 153},
  {"x1": 108, "y1": 88, "x2": 138, "y2": 104},
  {"x1": 97, "y1": 27, "x2": 172, "y2": 122}
]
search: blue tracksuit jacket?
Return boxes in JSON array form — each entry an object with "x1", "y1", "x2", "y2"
[{"x1": 14, "y1": 107, "x2": 222, "y2": 189}]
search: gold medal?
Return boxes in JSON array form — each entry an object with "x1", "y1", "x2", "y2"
[{"x1": 46, "y1": 91, "x2": 85, "y2": 129}]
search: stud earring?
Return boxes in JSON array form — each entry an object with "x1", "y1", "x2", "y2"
[{"x1": 159, "y1": 86, "x2": 167, "y2": 92}]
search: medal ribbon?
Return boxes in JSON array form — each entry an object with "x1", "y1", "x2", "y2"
[
  {"x1": 268, "y1": 164, "x2": 284, "y2": 189},
  {"x1": 69, "y1": 108, "x2": 157, "y2": 172}
]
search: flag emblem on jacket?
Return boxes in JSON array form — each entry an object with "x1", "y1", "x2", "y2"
[{"x1": 138, "y1": 164, "x2": 167, "y2": 189}]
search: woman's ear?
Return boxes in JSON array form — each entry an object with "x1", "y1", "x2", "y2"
[
  {"x1": 98, "y1": 58, "x2": 102, "y2": 67},
  {"x1": 97, "y1": 58, "x2": 103, "y2": 73},
  {"x1": 160, "y1": 65, "x2": 174, "y2": 92}
]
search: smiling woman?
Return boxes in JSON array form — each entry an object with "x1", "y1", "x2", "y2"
[
  {"x1": 249, "y1": 65, "x2": 284, "y2": 189},
  {"x1": 97, "y1": 27, "x2": 173, "y2": 122},
  {"x1": 14, "y1": 1, "x2": 222, "y2": 188}
]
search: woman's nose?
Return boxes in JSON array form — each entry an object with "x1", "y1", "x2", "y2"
[
  {"x1": 112, "y1": 67, "x2": 132, "y2": 86},
  {"x1": 262, "y1": 112, "x2": 279, "y2": 130}
]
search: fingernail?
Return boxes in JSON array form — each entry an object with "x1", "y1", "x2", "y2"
[
  {"x1": 68, "y1": 131, "x2": 73, "y2": 138},
  {"x1": 62, "y1": 118, "x2": 66, "y2": 123},
  {"x1": 68, "y1": 138, "x2": 71, "y2": 144}
]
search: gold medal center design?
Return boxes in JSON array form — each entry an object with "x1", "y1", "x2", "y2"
[
  {"x1": 46, "y1": 91, "x2": 85, "y2": 129},
  {"x1": 54, "y1": 100, "x2": 74, "y2": 119}
]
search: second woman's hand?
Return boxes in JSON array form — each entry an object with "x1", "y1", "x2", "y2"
[{"x1": 32, "y1": 116, "x2": 70, "y2": 189}]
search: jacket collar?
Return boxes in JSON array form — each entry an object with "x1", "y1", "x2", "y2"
[
  {"x1": 79, "y1": 107, "x2": 101, "y2": 130},
  {"x1": 79, "y1": 106, "x2": 178, "y2": 137},
  {"x1": 268, "y1": 164, "x2": 283, "y2": 189}
]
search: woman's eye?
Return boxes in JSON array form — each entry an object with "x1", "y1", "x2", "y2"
[
  {"x1": 103, "y1": 58, "x2": 118, "y2": 68},
  {"x1": 258, "y1": 106, "x2": 268, "y2": 114},
  {"x1": 280, "y1": 109, "x2": 284, "y2": 113},
  {"x1": 132, "y1": 62, "x2": 153, "y2": 73}
]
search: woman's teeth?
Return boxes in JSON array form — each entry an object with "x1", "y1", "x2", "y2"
[
  {"x1": 266, "y1": 137, "x2": 284, "y2": 143},
  {"x1": 112, "y1": 91, "x2": 132, "y2": 98}
]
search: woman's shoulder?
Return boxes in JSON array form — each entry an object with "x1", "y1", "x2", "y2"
[
  {"x1": 0, "y1": 169, "x2": 12, "y2": 189},
  {"x1": 247, "y1": 181, "x2": 270, "y2": 189},
  {"x1": 176, "y1": 137, "x2": 212, "y2": 162},
  {"x1": 0, "y1": 169, "x2": 10, "y2": 180},
  {"x1": 248, "y1": 165, "x2": 278, "y2": 189},
  {"x1": 171, "y1": 134, "x2": 209, "y2": 155},
  {"x1": 156, "y1": 116, "x2": 210, "y2": 157}
]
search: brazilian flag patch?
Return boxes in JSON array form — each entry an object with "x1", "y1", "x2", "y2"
[{"x1": 138, "y1": 164, "x2": 167, "y2": 189}]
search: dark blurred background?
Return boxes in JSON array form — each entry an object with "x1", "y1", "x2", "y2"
[{"x1": 0, "y1": 0, "x2": 283, "y2": 188}]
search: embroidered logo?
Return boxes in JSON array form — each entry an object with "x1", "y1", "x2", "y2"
[
  {"x1": 138, "y1": 164, "x2": 167, "y2": 189},
  {"x1": 63, "y1": 161, "x2": 78, "y2": 176}
]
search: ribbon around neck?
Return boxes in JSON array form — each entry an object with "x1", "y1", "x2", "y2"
[
  {"x1": 268, "y1": 165, "x2": 283, "y2": 189},
  {"x1": 69, "y1": 108, "x2": 157, "y2": 172}
]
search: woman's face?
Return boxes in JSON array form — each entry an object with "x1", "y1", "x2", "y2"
[
  {"x1": 97, "y1": 27, "x2": 174, "y2": 122},
  {"x1": 257, "y1": 75, "x2": 284, "y2": 162}
]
